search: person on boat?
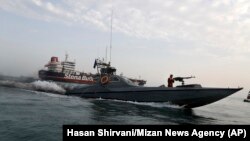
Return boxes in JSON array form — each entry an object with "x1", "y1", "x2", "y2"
[{"x1": 168, "y1": 74, "x2": 174, "y2": 87}]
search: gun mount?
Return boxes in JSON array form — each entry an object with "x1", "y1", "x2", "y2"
[{"x1": 173, "y1": 76, "x2": 195, "y2": 85}]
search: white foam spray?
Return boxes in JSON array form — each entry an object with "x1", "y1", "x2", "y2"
[
  {"x1": 0, "y1": 80, "x2": 66, "y2": 94},
  {"x1": 96, "y1": 98, "x2": 182, "y2": 109},
  {"x1": 31, "y1": 80, "x2": 66, "y2": 94}
]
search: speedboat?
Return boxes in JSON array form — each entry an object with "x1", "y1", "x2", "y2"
[{"x1": 66, "y1": 59, "x2": 243, "y2": 108}]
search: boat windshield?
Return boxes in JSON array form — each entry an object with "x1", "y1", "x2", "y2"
[{"x1": 121, "y1": 76, "x2": 137, "y2": 86}]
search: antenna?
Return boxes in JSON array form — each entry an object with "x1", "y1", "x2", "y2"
[
  {"x1": 65, "y1": 52, "x2": 68, "y2": 62},
  {"x1": 109, "y1": 9, "x2": 113, "y2": 64},
  {"x1": 105, "y1": 45, "x2": 108, "y2": 63}
]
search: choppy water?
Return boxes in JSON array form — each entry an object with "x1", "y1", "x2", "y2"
[{"x1": 0, "y1": 79, "x2": 249, "y2": 141}]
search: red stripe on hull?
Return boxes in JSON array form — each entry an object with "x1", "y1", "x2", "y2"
[{"x1": 40, "y1": 76, "x2": 96, "y2": 84}]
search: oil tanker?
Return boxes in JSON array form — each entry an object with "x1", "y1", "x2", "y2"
[{"x1": 38, "y1": 55, "x2": 146, "y2": 86}]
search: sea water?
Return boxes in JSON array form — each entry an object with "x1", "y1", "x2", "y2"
[{"x1": 0, "y1": 79, "x2": 249, "y2": 141}]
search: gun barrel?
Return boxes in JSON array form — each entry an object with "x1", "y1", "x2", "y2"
[
  {"x1": 173, "y1": 76, "x2": 195, "y2": 80},
  {"x1": 183, "y1": 76, "x2": 195, "y2": 79}
]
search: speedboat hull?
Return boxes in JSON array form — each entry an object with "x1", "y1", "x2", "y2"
[{"x1": 66, "y1": 87, "x2": 242, "y2": 108}]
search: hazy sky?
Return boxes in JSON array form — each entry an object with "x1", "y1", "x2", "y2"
[{"x1": 0, "y1": 0, "x2": 250, "y2": 91}]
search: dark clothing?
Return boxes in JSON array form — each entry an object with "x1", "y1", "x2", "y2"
[{"x1": 168, "y1": 78, "x2": 174, "y2": 87}]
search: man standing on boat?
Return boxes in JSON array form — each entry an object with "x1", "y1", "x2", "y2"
[{"x1": 168, "y1": 74, "x2": 174, "y2": 87}]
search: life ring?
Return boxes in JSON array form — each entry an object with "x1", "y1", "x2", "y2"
[{"x1": 100, "y1": 75, "x2": 109, "y2": 85}]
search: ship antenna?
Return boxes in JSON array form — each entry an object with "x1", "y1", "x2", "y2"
[
  {"x1": 105, "y1": 45, "x2": 108, "y2": 63},
  {"x1": 65, "y1": 52, "x2": 68, "y2": 62},
  {"x1": 109, "y1": 9, "x2": 113, "y2": 65}
]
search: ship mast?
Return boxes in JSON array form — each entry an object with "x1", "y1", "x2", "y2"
[
  {"x1": 105, "y1": 46, "x2": 108, "y2": 63},
  {"x1": 65, "y1": 53, "x2": 68, "y2": 62},
  {"x1": 109, "y1": 9, "x2": 113, "y2": 65},
  {"x1": 95, "y1": 9, "x2": 113, "y2": 74}
]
